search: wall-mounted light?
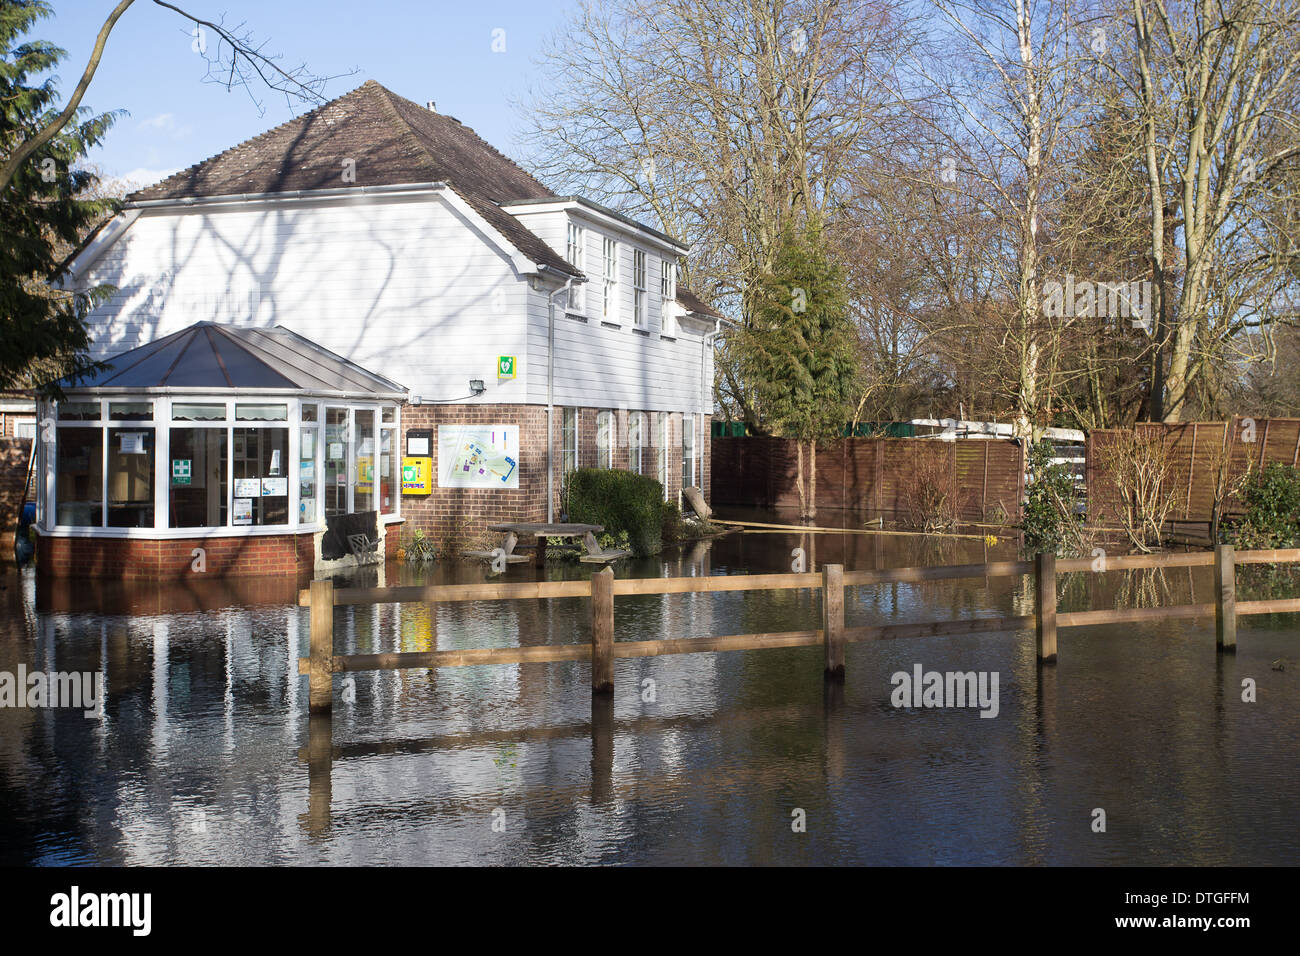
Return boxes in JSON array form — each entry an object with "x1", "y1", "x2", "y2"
[{"x1": 469, "y1": 379, "x2": 485, "y2": 396}]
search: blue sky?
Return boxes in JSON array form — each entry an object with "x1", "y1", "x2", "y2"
[{"x1": 38, "y1": 0, "x2": 578, "y2": 187}]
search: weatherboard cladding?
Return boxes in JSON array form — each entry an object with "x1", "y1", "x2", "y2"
[
  {"x1": 65, "y1": 322, "x2": 406, "y2": 395},
  {"x1": 126, "y1": 80, "x2": 581, "y2": 279},
  {"x1": 120, "y1": 80, "x2": 725, "y2": 317}
]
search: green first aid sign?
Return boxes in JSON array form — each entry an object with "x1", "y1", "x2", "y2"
[
  {"x1": 172, "y1": 459, "x2": 191, "y2": 485},
  {"x1": 498, "y1": 355, "x2": 516, "y2": 379}
]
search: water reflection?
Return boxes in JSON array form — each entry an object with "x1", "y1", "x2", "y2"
[{"x1": 1, "y1": 516, "x2": 1296, "y2": 865}]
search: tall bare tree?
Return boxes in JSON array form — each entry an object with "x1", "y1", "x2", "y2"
[
  {"x1": 520, "y1": 0, "x2": 915, "y2": 428},
  {"x1": 1130, "y1": 0, "x2": 1300, "y2": 421}
]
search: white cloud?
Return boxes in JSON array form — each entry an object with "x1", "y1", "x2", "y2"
[
  {"x1": 138, "y1": 113, "x2": 192, "y2": 139},
  {"x1": 116, "y1": 167, "x2": 182, "y2": 188}
]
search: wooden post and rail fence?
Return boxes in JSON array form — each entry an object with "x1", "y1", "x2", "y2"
[{"x1": 298, "y1": 545, "x2": 1300, "y2": 714}]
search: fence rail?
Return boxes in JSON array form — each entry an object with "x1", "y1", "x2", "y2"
[{"x1": 297, "y1": 545, "x2": 1300, "y2": 713}]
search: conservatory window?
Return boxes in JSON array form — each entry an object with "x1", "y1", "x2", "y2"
[
  {"x1": 107, "y1": 427, "x2": 155, "y2": 528},
  {"x1": 169, "y1": 427, "x2": 228, "y2": 528},
  {"x1": 232, "y1": 427, "x2": 289, "y2": 526},
  {"x1": 55, "y1": 428, "x2": 103, "y2": 526}
]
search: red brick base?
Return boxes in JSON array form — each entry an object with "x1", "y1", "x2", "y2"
[{"x1": 36, "y1": 531, "x2": 316, "y2": 581}]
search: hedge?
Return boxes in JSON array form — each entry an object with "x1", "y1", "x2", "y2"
[{"x1": 565, "y1": 468, "x2": 665, "y2": 556}]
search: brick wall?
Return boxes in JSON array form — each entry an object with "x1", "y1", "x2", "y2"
[
  {"x1": 397, "y1": 404, "x2": 550, "y2": 547},
  {"x1": 36, "y1": 531, "x2": 315, "y2": 580},
  {"x1": 396, "y1": 404, "x2": 712, "y2": 544},
  {"x1": 0, "y1": 437, "x2": 32, "y2": 553}
]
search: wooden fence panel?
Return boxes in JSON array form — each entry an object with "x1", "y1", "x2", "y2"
[
  {"x1": 709, "y1": 436, "x2": 1024, "y2": 521},
  {"x1": 1088, "y1": 418, "x2": 1300, "y2": 524}
]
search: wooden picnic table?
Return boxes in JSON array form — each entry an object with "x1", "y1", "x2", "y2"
[{"x1": 484, "y1": 522, "x2": 628, "y2": 566}]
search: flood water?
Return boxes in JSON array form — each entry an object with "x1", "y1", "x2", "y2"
[{"x1": 2, "y1": 511, "x2": 1297, "y2": 865}]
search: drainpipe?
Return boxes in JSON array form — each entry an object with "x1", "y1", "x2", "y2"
[{"x1": 541, "y1": 268, "x2": 575, "y2": 522}]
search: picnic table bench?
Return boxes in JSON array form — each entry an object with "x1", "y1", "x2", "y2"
[{"x1": 468, "y1": 522, "x2": 631, "y2": 566}]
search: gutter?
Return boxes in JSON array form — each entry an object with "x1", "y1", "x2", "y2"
[{"x1": 123, "y1": 181, "x2": 449, "y2": 209}]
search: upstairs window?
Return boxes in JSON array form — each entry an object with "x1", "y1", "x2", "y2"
[
  {"x1": 633, "y1": 250, "x2": 647, "y2": 327},
  {"x1": 660, "y1": 258, "x2": 676, "y2": 336},
  {"x1": 602, "y1": 238, "x2": 618, "y2": 322},
  {"x1": 566, "y1": 222, "x2": 585, "y2": 312}
]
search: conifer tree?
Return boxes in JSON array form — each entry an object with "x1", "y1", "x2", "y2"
[
  {"x1": 741, "y1": 222, "x2": 859, "y2": 519},
  {"x1": 1, "y1": 0, "x2": 118, "y2": 391}
]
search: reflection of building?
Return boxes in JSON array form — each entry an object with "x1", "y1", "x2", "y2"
[{"x1": 46, "y1": 81, "x2": 721, "y2": 579}]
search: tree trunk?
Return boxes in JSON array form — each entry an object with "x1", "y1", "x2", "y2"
[{"x1": 808, "y1": 440, "x2": 817, "y2": 521}]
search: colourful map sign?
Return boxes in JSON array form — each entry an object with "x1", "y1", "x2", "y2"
[{"x1": 438, "y1": 425, "x2": 518, "y2": 489}]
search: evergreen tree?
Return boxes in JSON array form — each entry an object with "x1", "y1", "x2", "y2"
[
  {"x1": 2, "y1": 0, "x2": 118, "y2": 392},
  {"x1": 740, "y1": 221, "x2": 859, "y2": 518}
]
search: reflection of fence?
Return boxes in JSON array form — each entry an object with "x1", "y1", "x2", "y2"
[
  {"x1": 709, "y1": 436, "x2": 1025, "y2": 522},
  {"x1": 297, "y1": 546, "x2": 1300, "y2": 713},
  {"x1": 1087, "y1": 417, "x2": 1300, "y2": 526}
]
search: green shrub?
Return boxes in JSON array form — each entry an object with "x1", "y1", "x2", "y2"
[
  {"x1": 1019, "y1": 441, "x2": 1082, "y2": 553},
  {"x1": 1230, "y1": 462, "x2": 1300, "y2": 548},
  {"x1": 566, "y1": 467, "x2": 665, "y2": 556}
]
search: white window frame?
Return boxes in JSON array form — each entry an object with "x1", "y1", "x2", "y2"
[
  {"x1": 602, "y1": 237, "x2": 619, "y2": 323},
  {"x1": 562, "y1": 407, "x2": 579, "y2": 475},
  {"x1": 629, "y1": 411, "x2": 646, "y2": 473},
  {"x1": 681, "y1": 412, "x2": 696, "y2": 489},
  {"x1": 660, "y1": 258, "x2": 677, "y2": 336},
  {"x1": 633, "y1": 250, "x2": 647, "y2": 328},
  {"x1": 596, "y1": 410, "x2": 614, "y2": 468},
  {"x1": 566, "y1": 222, "x2": 585, "y2": 313},
  {"x1": 40, "y1": 395, "x2": 399, "y2": 538}
]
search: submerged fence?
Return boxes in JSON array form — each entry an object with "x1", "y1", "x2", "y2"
[{"x1": 296, "y1": 546, "x2": 1300, "y2": 714}]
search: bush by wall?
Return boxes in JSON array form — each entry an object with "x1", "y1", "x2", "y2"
[
  {"x1": 1020, "y1": 441, "x2": 1086, "y2": 553},
  {"x1": 566, "y1": 468, "x2": 665, "y2": 556},
  {"x1": 1230, "y1": 462, "x2": 1300, "y2": 548}
]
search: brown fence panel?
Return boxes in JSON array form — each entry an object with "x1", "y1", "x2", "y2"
[
  {"x1": 0, "y1": 436, "x2": 33, "y2": 546},
  {"x1": 709, "y1": 436, "x2": 1024, "y2": 521},
  {"x1": 1087, "y1": 418, "x2": 1300, "y2": 524}
]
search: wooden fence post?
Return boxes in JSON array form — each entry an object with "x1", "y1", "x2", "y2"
[
  {"x1": 1035, "y1": 552, "x2": 1057, "y2": 664},
  {"x1": 1215, "y1": 543, "x2": 1236, "y2": 652},
  {"x1": 822, "y1": 563, "x2": 845, "y2": 680},
  {"x1": 590, "y1": 567, "x2": 615, "y2": 696},
  {"x1": 309, "y1": 579, "x2": 335, "y2": 713}
]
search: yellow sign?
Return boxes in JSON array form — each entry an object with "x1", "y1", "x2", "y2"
[
  {"x1": 401, "y1": 457, "x2": 433, "y2": 495},
  {"x1": 498, "y1": 355, "x2": 516, "y2": 379}
]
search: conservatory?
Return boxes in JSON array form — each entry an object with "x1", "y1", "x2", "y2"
[{"x1": 35, "y1": 322, "x2": 408, "y2": 579}]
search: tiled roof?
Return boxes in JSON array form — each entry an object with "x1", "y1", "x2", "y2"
[
  {"x1": 676, "y1": 287, "x2": 724, "y2": 319},
  {"x1": 127, "y1": 81, "x2": 580, "y2": 277},
  {"x1": 63, "y1": 322, "x2": 407, "y2": 395}
]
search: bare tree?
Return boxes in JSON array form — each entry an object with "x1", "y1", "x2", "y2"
[
  {"x1": 904, "y1": 0, "x2": 1094, "y2": 437},
  {"x1": 0, "y1": 0, "x2": 351, "y2": 194},
  {"x1": 1130, "y1": 0, "x2": 1300, "y2": 422},
  {"x1": 520, "y1": 0, "x2": 916, "y2": 427}
]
